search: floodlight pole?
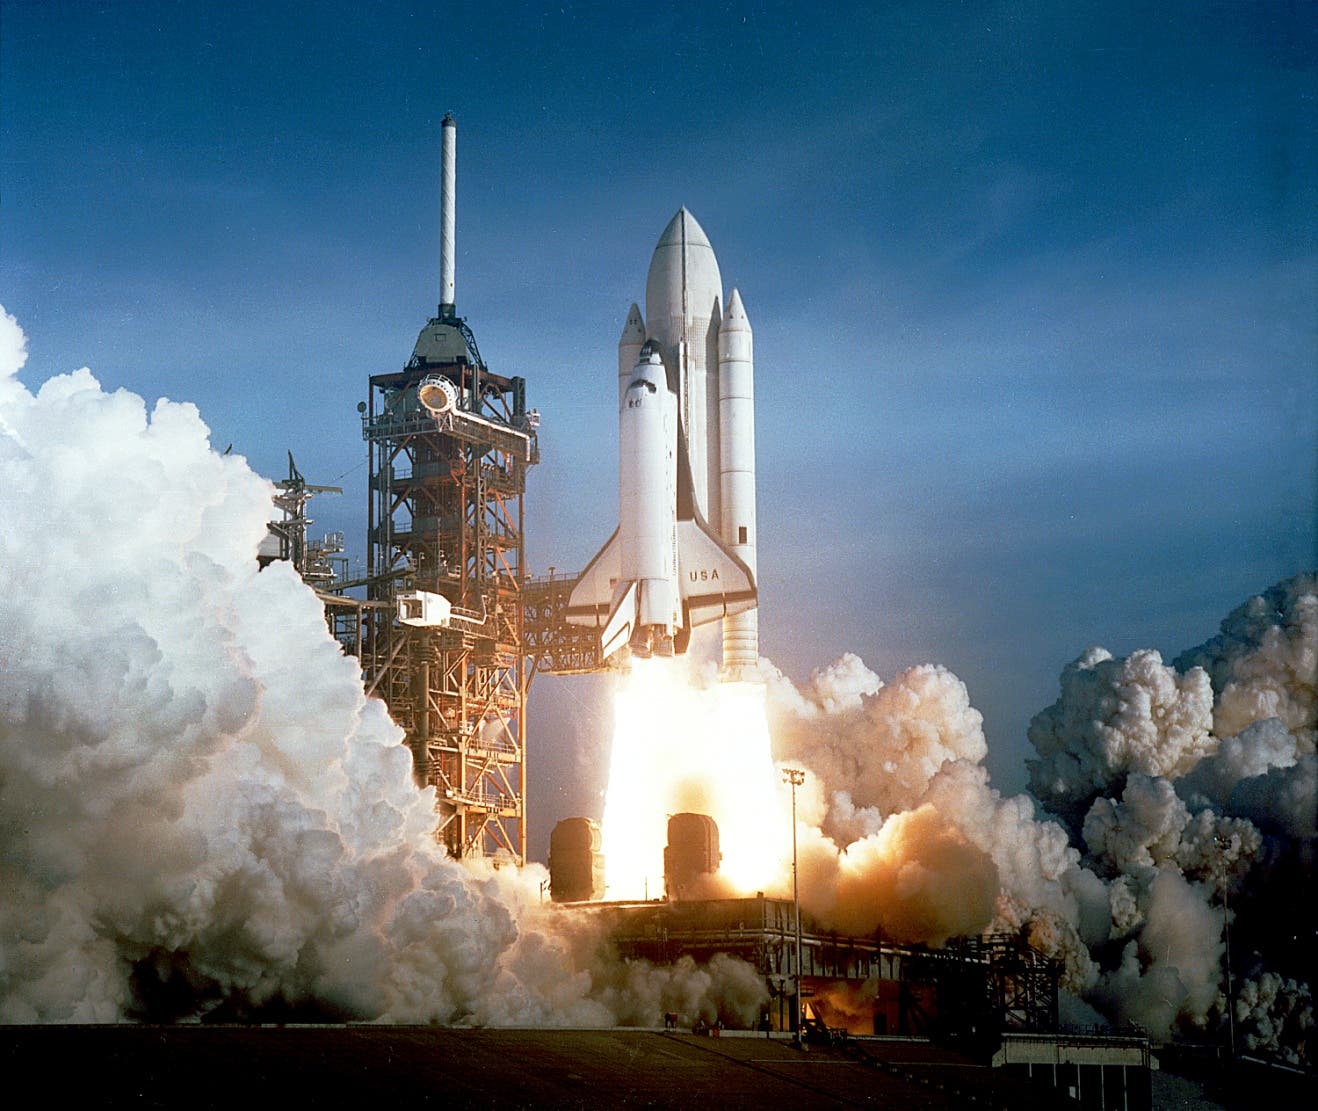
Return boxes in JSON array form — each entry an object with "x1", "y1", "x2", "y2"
[
  {"x1": 783, "y1": 767, "x2": 806, "y2": 1045},
  {"x1": 1214, "y1": 834, "x2": 1236, "y2": 1058}
]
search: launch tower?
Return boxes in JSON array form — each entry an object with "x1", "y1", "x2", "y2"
[{"x1": 359, "y1": 115, "x2": 539, "y2": 861}]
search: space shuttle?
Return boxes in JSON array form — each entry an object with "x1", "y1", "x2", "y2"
[{"x1": 565, "y1": 209, "x2": 760, "y2": 673}]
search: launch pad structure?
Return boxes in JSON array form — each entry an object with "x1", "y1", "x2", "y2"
[
  {"x1": 306, "y1": 117, "x2": 760, "y2": 866},
  {"x1": 578, "y1": 895, "x2": 1062, "y2": 1040},
  {"x1": 303, "y1": 113, "x2": 610, "y2": 864},
  {"x1": 270, "y1": 120, "x2": 1143, "y2": 1085},
  {"x1": 355, "y1": 320, "x2": 538, "y2": 863},
  {"x1": 314, "y1": 113, "x2": 544, "y2": 864}
]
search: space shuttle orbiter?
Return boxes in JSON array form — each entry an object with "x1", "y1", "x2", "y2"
[{"x1": 565, "y1": 209, "x2": 759, "y2": 671}]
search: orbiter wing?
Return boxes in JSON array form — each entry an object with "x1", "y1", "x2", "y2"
[
  {"x1": 563, "y1": 528, "x2": 620, "y2": 623},
  {"x1": 563, "y1": 532, "x2": 642, "y2": 658},
  {"x1": 674, "y1": 518, "x2": 757, "y2": 627}
]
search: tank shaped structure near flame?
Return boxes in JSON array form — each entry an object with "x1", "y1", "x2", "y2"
[
  {"x1": 566, "y1": 210, "x2": 760, "y2": 677},
  {"x1": 664, "y1": 812, "x2": 722, "y2": 900},
  {"x1": 549, "y1": 817, "x2": 606, "y2": 903}
]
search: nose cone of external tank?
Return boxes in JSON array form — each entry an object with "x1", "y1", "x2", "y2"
[{"x1": 644, "y1": 208, "x2": 723, "y2": 342}]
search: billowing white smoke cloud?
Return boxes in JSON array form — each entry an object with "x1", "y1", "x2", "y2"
[
  {"x1": 918, "y1": 761, "x2": 1107, "y2": 993},
  {"x1": 1228, "y1": 754, "x2": 1317, "y2": 840},
  {"x1": 1090, "y1": 870, "x2": 1224, "y2": 1040},
  {"x1": 1015, "y1": 574, "x2": 1316, "y2": 1058},
  {"x1": 768, "y1": 659, "x2": 988, "y2": 843},
  {"x1": 1175, "y1": 575, "x2": 1317, "y2": 752},
  {"x1": 1175, "y1": 717, "x2": 1299, "y2": 809},
  {"x1": 1233, "y1": 973, "x2": 1315, "y2": 1068},
  {"x1": 0, "y1": 307, "x2": 762, "y2": 1026},
  {"x1": 790, "y1": 802, "x2": 1000, "y2": 947},
  {"x1": 763, "y1": 657, "x2": 1107, "y2": 992},
  {"x1": 4, "y1": 304, "x2": 1311, "y2": 1060},
  {"x1": 762, "y1": 573, "x2": 1314, "y2": 1062},
  {"x1": 1082, "y1": 773, "x2": 1263, "y2": 880},
  {"x1": 1026, "y1": 648, "x2": 1217, "y2": 827},
  {"x1": 585, "y1": 953, "x2": 769, "y2": 1029}
]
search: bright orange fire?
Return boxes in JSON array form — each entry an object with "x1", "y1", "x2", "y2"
[{"x1": 600, "y1": 658, "x2": 790, "y2": 900}]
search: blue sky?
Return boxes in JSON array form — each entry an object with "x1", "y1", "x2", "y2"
[{"x1": 3, "y1": 1, "x2": 1314, "y2": 846}]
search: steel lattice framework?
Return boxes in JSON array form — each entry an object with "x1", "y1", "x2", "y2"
[
  {"x1": 361, "y1": 338, "x2": 538, "y2": 862},
  {"x1": 522, "y1": 573, "x2": 609, "y2": 677}
]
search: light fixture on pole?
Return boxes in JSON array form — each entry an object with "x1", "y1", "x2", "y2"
[{"x1": 783, "y1": 767, "x2": 806, "y2": 1045}]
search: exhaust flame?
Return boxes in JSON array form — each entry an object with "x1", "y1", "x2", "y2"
[{"x1": 601, "y1": 659, "x2": 786, "y2": 899}]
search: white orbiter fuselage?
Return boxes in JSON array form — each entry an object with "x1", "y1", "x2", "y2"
[{"x1": 566, "y1": 210, "x2": 759, "y2": 672}]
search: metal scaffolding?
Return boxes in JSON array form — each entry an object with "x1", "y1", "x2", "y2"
[
  {"x1": 357, "y1": 322, "x2": 538, "y2": 862},
  {"x1": 572, "y1": 898, "x2": 1061, "y2": 1039},
  {"x1": 263, "y1": 452, "x2": 345, "y2": 585},
  {"x1": 523, "y1": 573, "x2": 610, "y2": 677}
]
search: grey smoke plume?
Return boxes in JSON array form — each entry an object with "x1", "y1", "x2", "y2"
[
  {"x1": 762, "y1": 573, "x2": 1315, "y2": 1063},
  {"x1": 1026, "y1": 648, "x2": 1217, "y2": 832},
  {"x1": 0, "y1": 307, "x2": 762, "y2": 1026},
  {"x1": 1019, "y1": 573, "x2": 1316, "y2": 1061},
  {"x1": 763, "y1": 657, "x2": 1106, "y2": 992},
  {"x1": 1175, "y1": 575, "x2": 1317, "y2": 751}
]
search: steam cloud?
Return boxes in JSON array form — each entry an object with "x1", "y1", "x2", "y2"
[
  {"x1": 0, "y1": 307, "x2": 763, "y2": 1027},
  {"x1": 2, "y1": 306, "x2": 1312, "y2": 1066},
  {"x1": 762, "y1": 572, "x2": 1314, "y2": 1064}
]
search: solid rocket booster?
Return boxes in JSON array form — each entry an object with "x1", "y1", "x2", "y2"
[
  {"x1": 717, "y1": 287, "x2": 757, "y2": 670},
  {"x1": 618, "y1": 303, "x2": 645, "y2": 410},
  {"x1": 568, "y1": 209, "x2": 760, "y2": 674}
]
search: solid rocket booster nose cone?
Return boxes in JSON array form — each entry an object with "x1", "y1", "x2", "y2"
[
  {"x1": 722, "y1": 288, "x2": 750, "y2": 332},
  {"x1": 619, "y1": 303, "x2": 646, "y2": 344}
]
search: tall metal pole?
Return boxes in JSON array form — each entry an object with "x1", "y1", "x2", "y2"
[
  {"x1": 1215, "y1": 834, "x2": 1236, "y2": 1058},
  {"x1": 439, "y1": 113, "x2": 456, "y2": 319},
  {"x1": 784, "y1": 768, "x2": 805, "y2": 1044}
]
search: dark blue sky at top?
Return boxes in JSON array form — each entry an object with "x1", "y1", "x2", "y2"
[{"x1": 3, "y1": 1, "x2": 1314, "y2": 848}]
